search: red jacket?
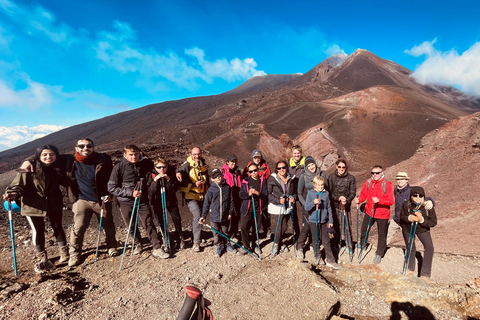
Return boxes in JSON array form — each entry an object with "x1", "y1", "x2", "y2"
[{"x1": 358, "y1": 176, "x2": 394, "y2": 219}]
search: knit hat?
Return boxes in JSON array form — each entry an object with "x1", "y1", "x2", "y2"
[
  {"x1": 226, "y1": 154, "x2": 237, "y2": 162},
  {"x1": 304, "y1": 156, "x2": 316, "y2": 167},
  {"x1": 211, "y1": 168, "x2": 222, "y2": 179},
  {"x1": 396, "y1": 172, "x2": 410, "y2": 180},
  {"x1": 410, "y1": 186, "x2": 425, "y2": 197}
]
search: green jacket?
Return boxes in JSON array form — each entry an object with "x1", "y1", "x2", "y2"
[{"x1": 6, "y1": 166, "x2": 66, "y2": 217}]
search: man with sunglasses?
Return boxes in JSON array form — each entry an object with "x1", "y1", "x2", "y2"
[
  {"x1": 20, "y1": 138, "x2": 119, "y2": 266},
  {"x1": 357, "y1": 165, "x2": 394, "y2": 264}
]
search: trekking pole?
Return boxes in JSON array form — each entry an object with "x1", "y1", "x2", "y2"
[
  {"x1": 342, "y1": 206, "x2": 353, "y2": 264},
  {"x1": 161, "y1": 182, "x2": 170, "y2": 251},
  {"x1": 338, "y1": 203, "x2": 344, "y2": 254},
  {"x1": 130, "y1": 178, "x2": 144, "y2": 263},
  {"x1": 94, "y1": 196, "x2": 106, "y2": 262},
  {"x1": 289, "y1": 196, "x2": 296, "y2": 258},
  {"x1": 403, "y1": 221, "x2": 418, "y2": 274},
  {"x1": 270, "y1": 200, "x2": 284, "y2": 259},
  {"x1": 356, "y1": 194, "x2": 360, "y2": 252},
  {"x1": 315, "y1": 202, "x2": 319, "y2": 265},
  {"x1": 358, "y1": 204, "x2": 375, "y2": 264},
  {"x1": 204, "y1": 224, "x2": 261, "y2": 261},
  {"x1": 119, "y1": 180, "x2": 142, "y2": 271},
  {"x1": 251, "y1": 194, "x2": 261, "y2": 258},
  {"x1": 7, "y1": 200, "x2": 18, "y2": 276}
]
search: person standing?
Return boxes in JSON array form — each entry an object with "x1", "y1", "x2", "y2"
[
  {"x1": 400, "y1": 186, "x2": 437, "y2": 279},
  {"x1": 358, "y1": 165, "x2": 394, "y2": 264},
  {"x1": 288, "y1": 145, "x2": 304, "y2": 239},
  {"x1": 176, "y1": 147, "x2": 209, "y2": 252},
  {"x1": 221, "y1": 154, "x2": 242, "y2": 239},
  {"x1": 327, "y1": 159, "x2": 356, "y2": 255},
  {"x1": 4, "y1": 145, "x2": 69, "y2": 273},
  {"x1": 108, "y1": 145, "x2": 169, "y2": 259}
]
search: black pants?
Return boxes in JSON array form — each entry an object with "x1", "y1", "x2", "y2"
[
  {"x1": 240, "y1": 210, "x2": 262, "y2": 250},
  {"x1": 402, "y1": 228, "x2": 434, "y2": 277},
  {"x1": 297, "y1": 221, "x2": 335, "y2": 262},
  {"x1": 271, "y1": 214, "x2": 289, "y2": 245},
  {"x1": 360, "y1": 215, "x2": 388, "y2": 257},
  {"x1": 297, "y1": 208, "x2": 312, "y2": 249},
  {"x1": 119, "y1": 202, "x2": 161, "y2": 250},
  {"x1": 153, "y1": 204, "x2": 183, "y2": 241},
  {"x1": 228, "y1": 201, "x2": 242, "y2": 237},
  {"x1": 27, "y1": 211, "x2": 67, "y2": 252}
]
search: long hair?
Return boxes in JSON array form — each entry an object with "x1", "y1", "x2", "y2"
[{"x1": 34, "y1": 145, "x2": 60, "y2": 181}]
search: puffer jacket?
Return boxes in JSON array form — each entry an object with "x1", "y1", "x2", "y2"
[
  {"x1": 201, "y1": 179, "x2": 234, "y2": 222},
  {"x1": 358, "y1": 176, "x2": 394, "y2": 219},
  {"x1": 108, "y1": 156, "x2": 154, "y2": 204},
  {"x1": 6, "y1": 164, "x2": 66, "y2": 217},
  {"x1": 327, "y1": 169, "x2": 356, "y2": 211},
  {"x1": 304, "y1": 189, "x2": 333, "y2": 224},
  {"x1": 147, "y1": 164, "x2": 178, "y2": 208}
]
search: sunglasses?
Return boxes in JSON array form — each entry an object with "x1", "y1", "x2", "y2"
[
  {"x1": 77, "y1": 144, "x2": 93, "y2": 149},
  {"x1": 371, "y1": 171, "x2": 382, "y2": 175},
  {"x1": 249, "y1": 169, "x2": 258, "y2": 173},
  {"x1": 337, "y1": 166, "x2": 346, "y2": 169},
  {"x1": 156, "y1": 165, "x2": 166, "y2": 169},
  {"x1": 412, "y1": 193, "x2": 424, "y2": 198},
  {"x1": 277, "y1": 166, "x2": 287, "y2": 170}
]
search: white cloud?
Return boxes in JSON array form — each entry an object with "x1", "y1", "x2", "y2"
[
  {"x1": 95, "y1": 21, "x2": 266, "y2": 90},
  {"x1": 0, "y1": 124, "x2": 67, "y2": 151},
  {"x1": 405, "y1": 40, "x2": 480, "y2": 96},
  {"x1": 0, "y1": 75, "x2": 53, "y2": 109},
  {"x1": 325, "y1": 44, "x2": 346, "y2": 56},
  {"x1": 0, "y1": 0, "x2": 79, "y2": 45}
]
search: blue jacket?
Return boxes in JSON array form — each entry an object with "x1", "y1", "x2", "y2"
[
  {"x1": 304, "y1": 189, "x2": 333, "y2": 224},
  {"x1": 239, "y1": 176, "x2": 268, "y2": 216},
  {"x1": 202, "y1": 179, "x2": 234, "y2": 223}
]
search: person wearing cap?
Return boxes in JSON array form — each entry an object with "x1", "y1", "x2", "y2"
[
  {"x1": 176, "y1": 147, "x2": 209, "y2": 252},
  {"x1": 386, "y1": 172, "x2": 434, "y2": 245},
  {"x1": 358, "y1": 165, "x2": 394, "y2": 264},
  {"x1": 400, "y1": 186, "x2": 437, "y2": 279},
  {"x1": 296, "y1": 156, "x2": 327, "y2": 257},
  {"x1": 221, "y1": 154, "x2": 242, "y2": 239},
  {"x1": 198, "y1": 168, "x2": 236, "y2": 257},
  {"x1": 242, "y1": 149, "x2": 271, "y2": 238},
  {"x1": 147, "y1": 158, "x2": 185, "y2": 252}
]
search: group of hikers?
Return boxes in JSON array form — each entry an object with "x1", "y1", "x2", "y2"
[{"x1": 3, "y1": 140, "x2": 437, "y2": 279}]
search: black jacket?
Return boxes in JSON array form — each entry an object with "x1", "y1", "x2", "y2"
[
  {"x1": 147, "y1": 165, "x2": 179, "y2": 209},
  {"x1": 201, "y1": 179, "x2": 234, "y2": 222},
  {"x1": 327, "y1": 169, "x2": 356, "y2": 211},
  {"x1": 267, "y1": 173, "x2": 296, "y2": 205},
  {"x1": 400, "y1": 200, "x2": 437, "y2": 234}
]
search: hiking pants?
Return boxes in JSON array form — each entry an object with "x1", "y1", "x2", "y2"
[
  {"x1": 119, "y1": 202, "x2": 161, "y2": 250},
  {"x1": 240, "y1": 210, "x2": 262, "y2": 250},
  {"x1": 386, "y1": 220, "x2": 402, "y2": 245},
  {"x1": 297, "y1": 222, "x2": 335, "y2": 263},
  {"x1": 210, "y1": 220, "x2": 229, "y2": 246},
  {"x1": 271, "y1": 214, "x2": 289, "y2": 245},
  {"x1": 402, "y1": 229, "x2": 434, "y2": 277},
  {"x1": 26, "y1": 211, "x2": 66, "y2": 252},
  {"x1": 153, "y1": 204, "x2": 183, "y2": 241},
  {"x1": 70, "y1": 199, "x2": 117, "y2": 255},
  {"x1": 187, "y1": 199, "x2": 203, "y2": 244},
  {"x1": 297, "y1": 208, "x2": 312, "y2": 250},
  {"x1": 360, "y1": 215, "x2": 388, "y2": 257}
]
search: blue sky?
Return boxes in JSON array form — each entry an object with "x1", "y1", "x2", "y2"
[{"x1": 0, "y1": 0, "x2": 479, "y2": 150}]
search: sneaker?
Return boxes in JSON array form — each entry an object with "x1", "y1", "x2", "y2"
[
  {"x1": 193, "y1": 243, "x2": 201, "y2": 252},
  {"x1": 215, "y1": 245, "x2": 222, "y2": 257},
  {"x1": 133, "y1": 243, "x2": 143, "y2": 255},
  {"x1": 34, "y1": 251, "x2": 53, "y2": 274},
  {"x1": 226, "y1": 244, "x2": 236, "y2": 253},
  {"x1": 326, "y1": 261, "x2": 341, "y2": 269},
  {"x1": 271, "y1": 243, "x2": 279, "y2": 256},
  {"x1": 58, "y1": 245, "x2": 69, "y2": 263},
  {"x1": 179, "y1": 239, "x2": 186, "y2": 250},
  {"x1": 108, "y1": 248, "x2": 119, "y2": 257},
  {"x1": 373, "y1": 255, "x2": 382, "y2": 264},
  {"x1": 152, "y1": 247, "x2": 170, "y2": 259},
  {"x1": 68, "y1": 254, "x2": 81, "y2": 267},
  {"x1": 281, "y1": 244, "x2": 289, "y2": 253}
]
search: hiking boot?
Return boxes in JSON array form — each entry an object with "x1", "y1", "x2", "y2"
[
  {"x1": 133, "y1": 243, "x2": 143, "y2": 255},
  {"x1": 281, "y1": 244, "x2": 289, "y2": 253},
  {"x1": 108, "y1": 247, "x2": 119, "y2": 257},
  {"x1": 34, "y1": 251, "x2": 53, "y2": 274},
  {"x1": 226, "y1": 244, "x2": 236, "y2": 253},
  {"x1": 152, "y1": 247, "x2": 169, "y2": 259},
  {"x1": 193, "y1": 243, "x2": 201, "y2": 252},
  {"x1": 326, "y1": 260, "x2": 341, "y2": 270},
  {"x1": 58, "y1": 245, "x2": 70, "y2": 264},
  {"x1": 215, "y1": 245, "x2": 222, "y2": 257},
  {"x1": 373, "y1": 255, "x2": 382, "y2": 264},
  {"x1": 68, "y1": 254, "x2": 81, "y2": 267}
]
